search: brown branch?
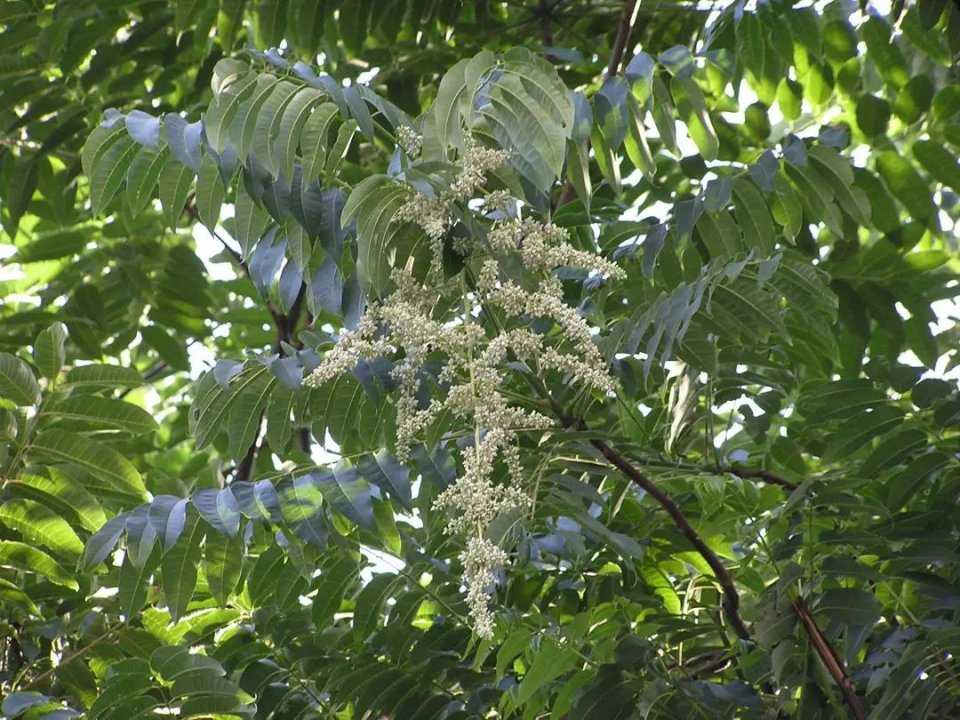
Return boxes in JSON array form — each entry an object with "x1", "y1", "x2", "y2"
[
  {"x1": 606, "y1": 0, "x2": 640, "y2": 77},
  {"x1": 562, "y1": 417, "x2": 752, "y2": 641},
  {"x1": 233, "y1": 408, "x2": 265, "y2": 483},
  {"x1": 537, "y1": 0, "x2": 556, "y2": 46},
  {"x1": 725, "y1": 467, "x2": 799, "y2": 492},
  {"x1": 793, "y1": 598, "x2": 867, "y2": 720},
  {"x1": 236, "y1": 284, "x2": 307, "y2": 482},
  {"x1": 182, "y1": 202, "x2": 310, "y2": 475}
]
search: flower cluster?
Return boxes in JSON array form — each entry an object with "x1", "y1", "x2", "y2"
[
  {"x1": 395, "y1": 135, "x2": 511, "y2": 275},
  {"x1": 304, "y1": 132, "x2": 622, "y2": 638}
]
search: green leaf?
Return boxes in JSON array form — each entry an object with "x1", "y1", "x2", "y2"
[
  {"x1": 856, "y1": 94, "x2": 891, "y2": 138},
  {"x1": 205, "y1": 66, "x2": 257, "y2": 154},
  {"x1": 227, "y1": 370, "x2": 275, "y2": 460},
  {"x1": 119, "y1": 543, "x2": 161, "y2": 617},
  {"x1": 776, "y1": 77, "x2": 803, "y2": 120},
  {"x1": 8, "y1": 469, "x2": 106, "y2": 533},
  {"x1": 854, "y1": 168, "x2": 900, "y2": 233},
  {"x1": 323, "y1": 118, "x2": 358, "y2": 182},
  {"x1": 624, "y1": 94, "x2": 656, "y2": 178},
  {"x1": 316, "y1": 464, "x2": 376, "y2": 528},
  {"x1": 82, "y1": 515, "x2": 127, "y2": 570},
  {"x1": 695, "y1": 209, "x2": 741, "y2": 258},
  {"x1": 357, "y1": 451, "x2": 412, "y2": 510},
  {"x1": 0, "y1": 351, "x2": 40, "y2": 406},
  {"x1": 353, "y1": 572, "x2": 399, "y2": 641},
  {"x1": 497, "y1": 627, "x2": 533, "y2": 678},
  {"x1": 565, "y1": 140, "x2": 592, "y2": 211},
  {"x1": 63, "y1": 364, "x2": 144, "y2": 389},
  {"x1": 0, "y1": 579, "x2": 39, "y2": 616},
  {"x1": 125, "y1": 145, "x2": 167, "y2": 216},
  {"x1": 231, "y1": 73, "x2": 283, "y2": 162},
  {"x1": 732, "y1": 177, "x2": 776, "y2": 253},
  {"x1": 196, "y1": 152, "x2": 225, "y2": 231},
  {"x1": 192, "y1": 366, "x2": 270, "y2": 449},
  {"x1": 862, "y1": 16, "x2": 909, "y2": 89},
  {"x1": 312, "y1": 553, "x2": 358, "y2": 626},
  {"x1": 877, "y1": 150, "x2": 935, "y2": 222},
  {"x1": 514, "y1": 638, "x2": 579, "y2": 707},
  {"x1": 0, "y1": 540, "x2": 79, "y2": 589},
  {"x1": 484, "y1": 72, "x2": 568, "y2": 190},
  {"x1": 217, "y1": 0, "x2": 244, "y2": 50},
  {"x1": 912, "y1": 139, "x2": 960, "y2": 191},
  {"x1": 31, "y1": 429, "x2": 147, "y2": 499},
  {"x1": 33, "y1": 323, "x2": 66, "y2": 381},
  {"x1": 252, "y1": 79, "x2": 300, "y2": 177},
  {"x1": 91, "y1": 136, "x2": 137, "y2": 215},
  {"x1": 860, "y1": 428, "x2": 927, "y2": 476},
  {"x1": 816, "y1": 588, "x2": 881, "y2": 625},
  {"x1": 300, "y1": 102, "x2": 340, "y2": 183},
  {"x1": 277, "y1": 87, "x2": 322, "y2": 181},
  {"x1": 0, "y1": 498, "x2": 84, "y2": 558},
  {"x1": 823, "y1": 406, "x2": 904, "y2": 463},
  {"x1": 426, "y1": 56, "x2": 471, "y2": 160},
  {"x1": 344, "y1": 175, "x2": 414, "y2": 295},
  {"x1": 808, "y1": 145, "x2": 870, "y2": 226},
  {"x1": 232, "y1": 181, "x2": 271, "y2": 258},
  {"x1": 45, "y1": 396, "x2": 158, "y2": 434},
  {"x1": 160, "y1": 509, "x2": 203, "y2": 622},
  {"x1": 152, "y1": 645, "x2": 225, "y2": 681},
  {"x1": 771, "y1": 173, "x2": 802, "y2": 238},
  {"x1": 82, "y1": 119, "x2": 126, "y2": 178},
  {"x1": 671, "y1": 76, "x2": 718, "y2": 161},
  {"x1": 204, "y1": 529, "x2": 242, "y2": 606},
  {"x1": 158, "y1": 157, "x2": 195, "y2": 228},
  {"x1": 247, "y1": 542, "x2": 285, "y2": 607},
  {"x1": 373, "y1": 499, "x2": 401, "y2": 555}
]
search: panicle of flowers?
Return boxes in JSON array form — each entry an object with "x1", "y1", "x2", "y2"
[
  {"x1": 304, "y1": 130, "x2": 624, "y2": 639},
  {"x1": 459, "y1": 537, "x2": 508, "y2": 639}
]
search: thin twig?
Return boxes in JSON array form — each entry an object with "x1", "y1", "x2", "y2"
[
  {"x1": 793, "y1": 598, "x2": 867, "y2": 720},
  {"x1": 726, "y1": 467, "x2": 799, "y2": 492}
]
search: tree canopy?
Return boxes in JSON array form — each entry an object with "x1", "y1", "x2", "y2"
[{"x1": 2, "y1": 1, "x2": 960, "y2": 718}]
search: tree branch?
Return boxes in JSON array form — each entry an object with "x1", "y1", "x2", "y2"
[
  {"x1": 566, "y1": 416, "x2": 753, "y2": 642},
  {"x1": 793, "y1": 598, "x2": 867, "y2": 720},
  {"x1": 725, "y1": 466, "x2": 799, "y2": 492},
  {"x1": 606, "y1": 0, "x2": 640, "y2": 77}
]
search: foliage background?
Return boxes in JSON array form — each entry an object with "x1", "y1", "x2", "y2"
[{"x1": 1, "y1": 0, "x2": 960, "y2": 718}]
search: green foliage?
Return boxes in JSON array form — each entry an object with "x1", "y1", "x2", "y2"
[{"x1": 2, "y1": 1, "x2": 960, "y2": 719}]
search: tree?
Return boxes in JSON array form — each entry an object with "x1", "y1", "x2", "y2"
[{"x1": 2, "y1": 0, "x2": 960, "y2": 717}]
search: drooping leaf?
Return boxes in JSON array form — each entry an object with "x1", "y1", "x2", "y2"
[
  {"x1": 0, "y1": 351, "x2": 40, "y2": 406},
  {"x1": 160, "y1": 509, "x2": 204, "y2": 622},
  {"x1": 31, "y1": 429, "x2": 147, "y2": 499}
]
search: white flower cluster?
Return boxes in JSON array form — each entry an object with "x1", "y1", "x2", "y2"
[
  {"x1": 395, "y1": 135, "x2": 511, "y2": 275},
  {"x1": 304, "y1": 132, "x2": 623, "y2": 639},
  {"x1": 397, "y1": 125, "x2": 422, "y2": 157},
  {"x1": 459, "y1": 536, "x2": 508, "y2": 638}
]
